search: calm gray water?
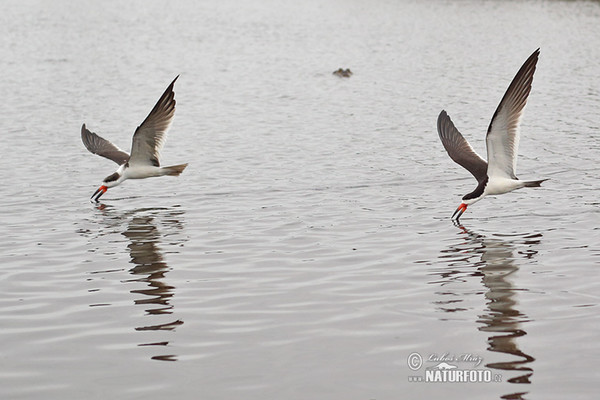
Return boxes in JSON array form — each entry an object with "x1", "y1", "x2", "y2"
[{"x1": 1, "y1": 0, "x2": 600, "y2": 399}]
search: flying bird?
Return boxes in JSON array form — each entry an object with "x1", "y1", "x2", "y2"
[
  {"x1": 437, "y1": 49, "x2": 546, "y2": 222},
  {"x1": 82, "y1": 76, "x2": 188, "y2": 202}
]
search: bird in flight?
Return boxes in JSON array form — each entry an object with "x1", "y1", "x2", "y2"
[
  {"x1": 437, "y1": 49, "x2": 546, "y2": 222},
  {"x1": 82, "y1": 76, "x2": 188, "y2": 202}
]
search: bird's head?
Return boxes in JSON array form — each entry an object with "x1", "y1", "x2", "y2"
[
  {"x1": 451, "y1": 203, "x2": 468, "y2": 221},
  {"x1": 91, "y1": 172, "x2": 122, "y2": 202},
  {"x1": 451, "y1": 196, "x2": 481, "y2": 221}
]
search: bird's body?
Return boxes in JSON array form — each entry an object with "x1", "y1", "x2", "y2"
[
  {"x1": 484, "y1": 177, "x2": 532, "y2": 196},
  {"x1": 82, "y1": 76, "x2": 187, "y2": 202},
  {"x1": 437, "y1": 49, "x2": 546, "y2": 221}
]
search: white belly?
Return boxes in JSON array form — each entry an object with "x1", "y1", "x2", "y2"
[
  {"x1": 123, "y1": 165, "x2": 165, "y2": 180},
  {"x1": 485, "y1": 177, "x2": 525, "y2": 195}
]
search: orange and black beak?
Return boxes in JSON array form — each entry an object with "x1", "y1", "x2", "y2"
[
  {"x1": 451, "y1": 203, "x2": 468, "y2": 221},
  {"x1": 91, "y1": 185, "x2": 107, "y2": 203}
]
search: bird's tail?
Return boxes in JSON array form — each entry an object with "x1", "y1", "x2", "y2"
[
  {"x1": 523, "y1": 179, "x2": 548, "y2": 188},
  {"x1": 162, "y1": 163, "x2": 188, "y2": 176}
]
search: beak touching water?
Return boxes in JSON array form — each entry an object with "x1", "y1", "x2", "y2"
[
  {"x1": 451, "y1": 203, "x2": 468, "y2": 221},
  {"x1": 91, "y1": 185, "x2": 107, "y2": 203}
]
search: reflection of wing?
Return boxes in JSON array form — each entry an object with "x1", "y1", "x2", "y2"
[
  {"x1": 81, "y1": 124, "x2": 129, "y2": 165},
  {"x1": 129, "y1": 76, "x2": 178, "y2": 167},
  {"x1": 437, "y1": 110, "x2": 488, "y2": 183},
  {"x1": 486, "y1": 49, "x2": 539, "y2": 179}
]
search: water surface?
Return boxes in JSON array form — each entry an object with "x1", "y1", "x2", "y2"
[{"x1": 1, "y1": 0, "x2": 600, "y2": 399}]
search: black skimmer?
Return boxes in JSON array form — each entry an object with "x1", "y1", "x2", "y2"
[
  {"x1": 437, "y1": 49, "x2": 547, "y2": 222},
  {"x1": 82, "y1": 76, "x2": 188, "y2": 202}
]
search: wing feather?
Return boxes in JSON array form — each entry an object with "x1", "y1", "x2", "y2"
[
  {"x1": 486, "y1": 49, "x2": 539, "y2": 179},
  {"x1": 128, "y1": 76, "x2": 178, "y2": 167},
  {"x1": 81, "y1": 124, "x2": 129, "y2": 165},
  {"x1": 437, "y1": 110, "x2": 488, "y2": 183}
]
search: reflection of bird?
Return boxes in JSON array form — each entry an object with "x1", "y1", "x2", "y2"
[
  {"x1": 82, "y1": 76, "x2": 188, "y2": 202},
  {"x1": 123, "y1": 213, "x2": 184, "y2": 361},
  {"x1": 437, "y1": 49, "x2": 547, "y2": 222},
  {"x1": 437, "y1": 225, "x2": 538, "y2": 385},
  {"x1": 124, "y1": 215, "x2": 177, "y2": 317}
]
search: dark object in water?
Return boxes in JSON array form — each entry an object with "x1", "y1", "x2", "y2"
[{"x1": 333, "y1": 68, "x2": 352, "y2": 77}]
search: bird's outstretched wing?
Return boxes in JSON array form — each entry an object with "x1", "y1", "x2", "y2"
[
  {"x1": 486, "y1": 49, "x2": 539, "y2": 179},
  {"x1": 81, "y1": 124, "x2": 130, "y2": 165},
  {"x1": 128, "y1": 76, "x2": 178, "y2": 167},
  {"x1": 437, "y1": 110, "x2": 488, "y2": 183}
]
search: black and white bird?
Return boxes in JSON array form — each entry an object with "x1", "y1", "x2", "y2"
[
  {"x1": 437, "y1": 49, "x2": 547, "y2": 222},
  {"x1": 82, "y1": 76, "x2": 188, "y2": 202}
]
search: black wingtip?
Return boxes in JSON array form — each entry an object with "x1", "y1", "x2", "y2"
[
  {"x1": 81, "y1": 123, "x2": 89, "y2": 139},
  {"x1": 437, "y1": 110, "x2": 452, "y2": 134},
  {"x1": 527, "y1": 48, "x2": 540, "y2": 64},
  {"x1": 164, "y1": 75, "x2": 179, "y2": 94}
]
